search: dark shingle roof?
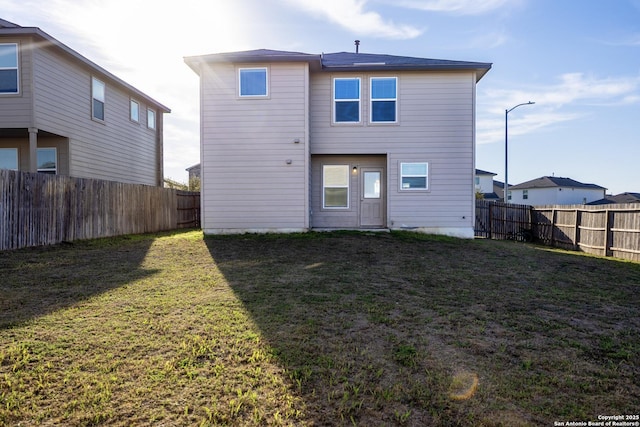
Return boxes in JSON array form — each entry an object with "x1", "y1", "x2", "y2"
[
  {"x1": 475, "y1": 169, "x2": 496, "y2": 176},
  {"x1": 185, "y1": 49, "x2": 492, "y2": 81},
  {"x1": 186, "y1": 49, "x2": 321, "y2": 65},
  {"x1": 587, "y1": 192, "x2": 640, "y2": 205},
  {"x1": 510, "y1": 176, "x2": 606, "y2": 191},
  {"x1": 321, "y1": 52, "x2": 491, "y2": 80}
]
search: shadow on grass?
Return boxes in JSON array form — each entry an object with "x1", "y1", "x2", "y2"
[
  {"x1": 204, "y1": 231, "x2": 640, "y2": 426},
  {"x1": 0, "y1": 235, "x2": 159, "y2": 329}
]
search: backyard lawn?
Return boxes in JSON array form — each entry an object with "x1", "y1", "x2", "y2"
[{"x1": 0, "y1": 230, "x2": 638, "y2": 426}]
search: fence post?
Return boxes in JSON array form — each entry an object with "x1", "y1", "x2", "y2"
[
  {"x1": 604, "y1": 209, "x2": 611, "y2": 257},
  {"x1": 573, "y1": 209, "x2": 580, "y2": 250},
  {"x1": 488, "y1": 202, "x2": 493, "y2": 239}
]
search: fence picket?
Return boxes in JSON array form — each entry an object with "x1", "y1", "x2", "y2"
[
  {"x1": 476, "y1": 200, "x2": 640, "y2": 262},
  {"x1": 0, "y1": 170, "x2": 200, "y2": 251}
]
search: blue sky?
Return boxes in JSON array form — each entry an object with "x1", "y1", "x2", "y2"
[{"x1": 2, "y1": 0, "x2": 639, "y2": 194}]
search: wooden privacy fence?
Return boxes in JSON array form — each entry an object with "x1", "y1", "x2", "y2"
[
  {"x1": 476, "y1": 200, "x2": 640, "y2": 262},
  {"x1": 0, "y1": 170, "x2": 200, "y2": 251}
]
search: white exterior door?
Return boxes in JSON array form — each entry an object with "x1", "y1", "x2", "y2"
[{"x1": 360, "y1": 168, "x2": 385, "y2": 227}]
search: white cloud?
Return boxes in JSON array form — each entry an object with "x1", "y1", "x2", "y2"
[
  {"x1": 477, "y1": 73, "x2": 640, "y2": 144},
  {"x1": 393, "y1": 0, "x2": 513, "y2": 15},
  {"x1": 282, "y1": 0, "x2": 423, "y2": 39}
]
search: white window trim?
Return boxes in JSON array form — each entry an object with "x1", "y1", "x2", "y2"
[
  {"x1": 399, "y1": 162, "x2": 429, "y2": 191},
  {"x1": 0, "y1": 43, "x2": 19, "y2": 95},
  {"x1": 147, "y1": 108, "x2": 156, "y2": 130},
  {"x1": 333, "y1": 77, "x2": 361, "y2": 124},
  {"x1": 91, "y1": 77, "x2": 105, "y2": 121},
  {"x1": 0, "y1": 148, "x2": 19, "y2": 170},
  {"x1": 238, "y1": 67, "x2": 269, "y2": 98},
  {"x1": 130, "y1": 99, "x2": 140, "y2": 123},
  {"x1": 322, "y1": 164, "x2": 350, "y2": 209},
  {"x1": 370, "y1": 77, "x2": 397, "y2": 123}
]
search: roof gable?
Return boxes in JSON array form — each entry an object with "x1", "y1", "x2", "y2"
[{"x1": 0, "y1": 19, "x2": 169, "y2": 112}]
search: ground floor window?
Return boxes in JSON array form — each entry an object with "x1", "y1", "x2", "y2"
[
  {"x1": 37, "y1": 148, "x2": 57, "y2": 174},
  {"x1": 400, "y1": 162, "x2": 428, "y2": 190},
  {"x1": 323, "y1": 165, "x2": 349, "y2": 208},
  {"x1": 0, "y1": 148, "x2": 18, "y2": 170}
]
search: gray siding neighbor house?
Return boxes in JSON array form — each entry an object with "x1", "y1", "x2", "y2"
[
  {"x1": 185, "y1": 48, "x2": 491, "y2": 237},
  {"x1": 0, "y1": 18, "x2": 170, "y2": 185}
]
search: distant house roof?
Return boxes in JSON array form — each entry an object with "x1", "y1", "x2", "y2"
[
  {"x1": 475, "y1": 169, "x2": 496, "y2": 176},
  {"x1": 185, "y1": 163, "x2": 201, "y2": 172},
  {"x1": 0, "y1": 19, "x2": 169, "y2": 113},
  {"x1": 185, "y1": 49, "x2": 492, "y2": 82},
  {"x1": 510, "y1": 176, "x2": 606, "y2": 191},
  {"x1": 587, "y1": 192, "x2": 640, "y2": 205}
]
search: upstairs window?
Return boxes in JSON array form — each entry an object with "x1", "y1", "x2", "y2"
[
  {"x1": 147, "y1": 109, "x2": 156, "y2": 129},
  {"x1": 0, "y1": 148, "x2": 18, "y2": 170},
  {"x1": 333, "y1": 78, "x2": 360, "y2": 123},
  {"x1": 92, "y1": 77, "x2": 105, "y2": 121},
  {"x1": 523, "y1": 189, "x2": 528, "y2": 200},
  {"x1": 130, "y1": 99, "x2": 139, "y2": 122},
  {"x1": 239, "y1": 68, "x2": 267, "y2": 97},
  {"x1": 371, "y1": 77, "x2": 397, "y2": 122},
  {"x1": 0, "y1": 43, "x2": 19, "y2": 94},
  {"x1": 37, "y1": 148, "x2": 57, "y2": 174},
  {"x1": 400, "y1": 162, "x2": 428, "y2": 190}
]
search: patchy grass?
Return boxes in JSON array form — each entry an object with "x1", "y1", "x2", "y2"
[{"x1": 1, "y1": 230, "x2": 639, "y2": 426}]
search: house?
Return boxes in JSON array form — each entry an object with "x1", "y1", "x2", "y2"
[
  {"x1": 475, "y1": 169, "x2": 501, "y2": 200},
  {"x1": 184, "y1": 48, "x2": 491, "y2": 237},
  {"x1": 0, "y1": 18, "x2": 170, "y2": 185},
  {"x1": 186, "y1": 163, "x2": 201, "y2": 182},
  {"x1": 587, "y1": 192, "x2": 640, "y2": 205},
  {"x1": 509, "y1": 176, "x2": 606, "y2": 206}
]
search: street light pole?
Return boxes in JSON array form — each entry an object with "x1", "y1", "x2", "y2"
[{"x1": 504, "y1": 101, "x2": 535, "y2": 203}]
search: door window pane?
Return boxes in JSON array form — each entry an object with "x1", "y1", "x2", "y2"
[{"x1": 364, "y1": 171, "x2": 380, "y2": 198}]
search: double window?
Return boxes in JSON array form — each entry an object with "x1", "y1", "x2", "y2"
[
  {"x1": 0, "y1": 148, "x2": 57, "y2": 173},
  {"x1": 333, "y1": 76, "x2": 398, "y2": 124},
  {"x1": 323, "y1": 165, "x2": 350, "y2": 209},
  {"x1": 92, "y1": 77, "x2": 105, "y2": 121},
  {"x1": 239, "y1": 67, "x2": 268, "y2": 97},
  {"x1": 0, "y1": 43, "x2": 19, "y2": 94},
  {"x1": 400, "y1": 162, "x2": 428, "y2": 190}
]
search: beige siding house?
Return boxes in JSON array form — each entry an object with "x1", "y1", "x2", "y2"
[
  {"x1": 0, "y1": 18, "x2": 169, "y2": 185},
  {"x1": 185, "y1": 49, "x2": 490, "y2": 237}
]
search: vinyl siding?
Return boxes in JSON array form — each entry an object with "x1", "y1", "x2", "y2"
[
  {"x1": 30, "y1": 43, "x2": 161, "y2": 185},
  {"x1": 0, "y1": 37, "x2": 34, "y2": 128},
  {"x1": 310, "y1": 155, "x2": 385, "y2": 228},
  {"x1": 310, "y1": 71, "x2": 476, "y2": 235},
  {"x1": 200, "y1": 62, "x2": 309, "y2": 232}
]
